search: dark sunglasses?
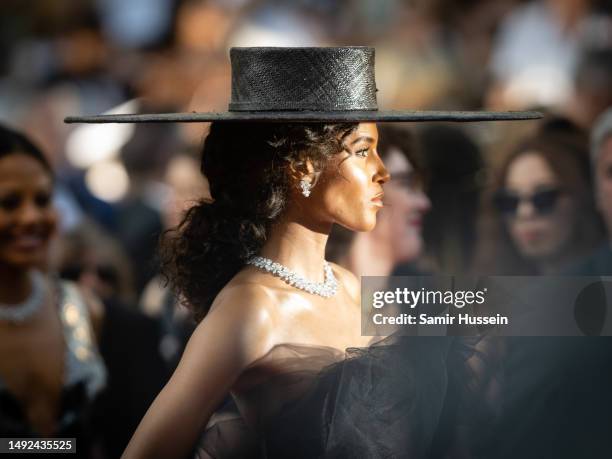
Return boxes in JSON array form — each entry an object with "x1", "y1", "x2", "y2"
[{"x1": 493, "y1": 187, "x2": 563, "y2": 216}]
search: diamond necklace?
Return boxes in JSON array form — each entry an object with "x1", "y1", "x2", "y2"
[
  {"x1": 0, "y1": 270, "x2": 46, "y2": 323},
  {"x1": 247, "y1": 256, "x2": 338, "y2": 298}
]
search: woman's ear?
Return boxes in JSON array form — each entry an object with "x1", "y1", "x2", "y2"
[
  {"x1": 288, "y1": 158, "x2": 317, "y2": 187},
  {"x1": 288, "y1": 157, "x2": 319, "y2": 198}
]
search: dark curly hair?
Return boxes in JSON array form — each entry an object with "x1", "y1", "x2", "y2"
[
  {"x1": 0, "y1": 124, "x2": 53, "y2": 178},
  {"x1": 161, "y1": 121, "x2": 357, "y2": 322}
]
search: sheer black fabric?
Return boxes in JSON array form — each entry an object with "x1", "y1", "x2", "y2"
[
  {"x1": 195, "y1": 334, "x2": 504, "y2": 458},
  {"x1": 195, "y1": 333, "x2": 612, "y2": 458}
]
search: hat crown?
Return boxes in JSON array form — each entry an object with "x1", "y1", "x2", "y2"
[
  {"x1": 64, "y1": 46, "x2": 542, "y2": 123},
  {"x1": 228, "y1": 47, "x2": 378, "y2": 112}
]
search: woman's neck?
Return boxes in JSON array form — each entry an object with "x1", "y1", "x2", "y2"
[
  {"x1": 0, "y1": 264, "x2": 32, "y2": 304},
  {"x1": 340, "y1": 232, "x2": 395, "y2": 278},
  {"x1": 259, "y1": 215, "x2": 331, "y2": 283}
]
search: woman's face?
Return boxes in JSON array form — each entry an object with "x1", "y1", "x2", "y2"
[
  {"x1": 373, "y1": 148, "x2": 430, "y2": 263},
  {"x1": 303, "y1": 122, "x2": 389, "y2": 232},
  {"x1": 500, "y1": 152, "x2": 575, "y2": 261},
  {"x1": 0, "y1": 153, "x2": 57, "y2": 269}
]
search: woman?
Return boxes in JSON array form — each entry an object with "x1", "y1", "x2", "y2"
[
  {"x1": 132, "y1": 120, "x2": 386, "y2": 458},
  {"x1": 139, "y1": 152, "x2": 206, "y2": 369},
  {"x1": 0, "y1": 125, "x2": 106, "y2": 449},
  {"x1": 326, "y1": 124, "x2": 431, "y2": 277},
  {"x1": 50, "y1": 216, "x2": 171, "y2": 458},
  {"x1": 472, "y1": 118, "x2": 612, "y2": 459},
  {"x1": 477, "y1": 117, "x2": 604, "y2": 274},
  {"x1": 65, "y1": 47, "x2": 538, "y2": 458}
]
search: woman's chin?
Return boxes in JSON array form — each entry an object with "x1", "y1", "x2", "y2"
[
  {"x1": 335, "y1": 213, "x2": 378, "y2": 232},
  {"x1": 2, "y1": 252, "x2": 47, "y2": 270},
  {"x1": 357, "y1": 218, "x2": 378, "y2": 232},
  {"x1": 395, "y1": 238, "x2": 424, "y2": 264}
]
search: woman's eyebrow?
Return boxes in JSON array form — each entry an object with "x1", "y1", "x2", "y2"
[{"x1": 349, "y1": 136, "x2": 374, "y2": 146}]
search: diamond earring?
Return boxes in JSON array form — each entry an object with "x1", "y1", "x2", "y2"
[{"x1": 299, "y1": 179, "x2": 312, "y2": 197}]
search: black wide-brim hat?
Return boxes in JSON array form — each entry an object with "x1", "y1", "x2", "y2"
[{"x1": 65, "y1": 47, "x2": 541, "y2": 124}]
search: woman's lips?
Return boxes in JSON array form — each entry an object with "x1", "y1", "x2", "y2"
[
  {"x1": 516, "y1": 226, "x2": 544, "y2": 243},
  {"x1": 371, "y1": 192, "x2": 384, "y2": 207},
  {"x1": 409, "y1": 218, "x2": 422, "y2": 229},
  {"x1": 10, "y1": 234, "x2": 46, "y2": 250},
  {"x1": 520, "y1": 231, "x2": 542, "y2": 243}
]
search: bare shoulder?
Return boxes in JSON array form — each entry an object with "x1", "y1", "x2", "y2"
[
  {"x1": 121, "y1": 282, "x2": 280, "y2": 458},
  {"x1": 192, "y1": 282, "x2": 280, "y2": 368},
  {"x1": 210, "y1": 281, "x2": 279, "y2": 324},
  {"x1": 328, "y1": 262, "x2": 360, "y2": 303}
]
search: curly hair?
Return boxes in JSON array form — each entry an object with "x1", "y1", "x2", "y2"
[{"x1": 161, "y1": 121, "x2": 357, "y2": 322}]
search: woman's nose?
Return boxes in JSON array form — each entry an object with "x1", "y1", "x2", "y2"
[
  {"x1": 16, "y1": 200, "x2": 43, "y2": 226},
  {"x1": 515, "y1": 199, "x2": 536, "y2": 219},
  {"x1": 375, "y1": 156, "x2": 390, "y2": 184},
  {"x1": 406, "y1": 189, "x2": 431, "y2": 214},
  {"x1": 418, "y1": 191, "x2": 431, "y2": 213}
]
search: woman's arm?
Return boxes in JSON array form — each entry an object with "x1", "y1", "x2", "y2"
[{"x1": 121, "y1": 285, "x2": 276, "y2": 459}]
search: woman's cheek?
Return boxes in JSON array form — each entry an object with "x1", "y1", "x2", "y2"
[
  {"x1": 321, "y1": 162, "x2": 372, "y2": 227},
  {"x1": 46, "y1": 208, "x2": 59, "y2": 234},
  {"x1": 552, "y1": 200, "x2": 577, "y2": 244},
  {"x1": 324, "y1": 189, "x2": 352, "y2": 222},
  {"x1": 557, "y1": 198, "x2": 576, "y2": 224}
]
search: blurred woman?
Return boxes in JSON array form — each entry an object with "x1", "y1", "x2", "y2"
[
  {"x1": 139, "y1": 152, "x2": 205, "y2": 369},
  {"x1": 476, "y1": 117, "x2": 604, "y2": 274},
  {"x1": 53, "y1": 219, "x2": 136, "y2": 307},
  {"x1": 0, "y1": 125, "x2": 105, "y2": 451},
  {"x1": 326, "y1": 124, "x2": 431, "y2": 276}
]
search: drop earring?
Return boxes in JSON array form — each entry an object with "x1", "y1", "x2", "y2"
[{"x1": 300, "y1": 179, "x2": 312, "y2": 197}]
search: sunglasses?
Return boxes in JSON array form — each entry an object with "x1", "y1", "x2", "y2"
[{"x1": 493, "y1": 187, "x2": 563, "y2": 216}]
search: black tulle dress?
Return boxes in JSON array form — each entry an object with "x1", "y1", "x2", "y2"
[{"x1": 195, "y1": 330, "x2": 612, "y2": 459}]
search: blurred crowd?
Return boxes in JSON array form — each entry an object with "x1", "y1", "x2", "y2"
[{"x1": 1, "y1": 0, "x2": 612, "y2": 457}]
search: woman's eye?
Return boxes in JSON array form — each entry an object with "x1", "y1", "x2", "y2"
[
  {"x1": 35, "y1": 193, "x2": 51, "y2": 208},
  {"x1": 0, "y1": 195, "x2": 21, "y2": 211},
  {"x1": 355, "y1": 149, "x2": 369, "y2": 158}
]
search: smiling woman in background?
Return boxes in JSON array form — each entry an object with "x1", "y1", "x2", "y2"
[
  {"x1": 0, "y1": 125, "x2": 106, "y2": 453},
  {"x1": 476, "y1": 117, "x2": 604, "y2": 275}
]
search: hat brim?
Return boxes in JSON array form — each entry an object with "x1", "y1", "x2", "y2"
[{"x1": 65, "y1": 109, "x2": 542, "y2": 124}]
